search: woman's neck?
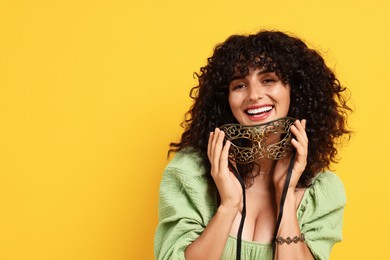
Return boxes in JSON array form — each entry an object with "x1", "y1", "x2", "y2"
[
  {"x1": 249, "y1": 159, "x2": 276, "y2": 188},
  {"x1": 257, "y1": 158, "x2": 276, "y2": 174}
]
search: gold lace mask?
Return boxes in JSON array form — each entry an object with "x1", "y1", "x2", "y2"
[{"x1": 219, "y1": 117, "x2": 296, "y2": 164}]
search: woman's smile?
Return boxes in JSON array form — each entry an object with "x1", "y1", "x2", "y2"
[{"x1": 245, "y1": 104, "x2": 274, "y2": 121}]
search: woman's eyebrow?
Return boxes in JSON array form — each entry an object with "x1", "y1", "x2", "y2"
[
  {"x1": 230, "y1": 70, "x2": 274, "y2": 82},
  {"x1": 229, "y1": 75, "x2": 245, "y2": 81}
]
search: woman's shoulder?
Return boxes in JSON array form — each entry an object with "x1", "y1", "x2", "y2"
[
  {"x1": 162, "y1": 149, "x2": 209, "y2": 186},
  {"x1": 310, "y1": 171, "x2": 346, "y2": 199},
  {"x1": 159, "y1": 149, "x2": 217, "y2": 213},
  {"x1": 167, "y1": 149, "x2": 204, "y2": 169},
  {"x1": 298, "y1": 171, "x2": 346, "y2": 219},
  {"x1": 165, "y1": 149, "x2": 205, "y2": 174}
]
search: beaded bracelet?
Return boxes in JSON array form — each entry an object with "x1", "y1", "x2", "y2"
[{"x1": 275, "y1": 233, "x2": 305, "y2": 245}]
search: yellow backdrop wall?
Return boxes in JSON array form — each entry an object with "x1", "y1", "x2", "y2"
[{"x1": 0, "y1": 0, "x2": 389, "y2": 259}]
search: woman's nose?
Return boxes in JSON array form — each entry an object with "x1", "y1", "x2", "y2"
[{"x1": 248, "y1": 83, "x2": 264, "y2": 101}]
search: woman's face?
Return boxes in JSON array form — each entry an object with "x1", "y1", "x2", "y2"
[{"x1": 228, "y1": 68, "x2": 290, "y2": 126}]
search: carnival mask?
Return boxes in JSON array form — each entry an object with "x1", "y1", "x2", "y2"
[{"x1": 219, "y1": 117, "x2": 296, "y2": 164}]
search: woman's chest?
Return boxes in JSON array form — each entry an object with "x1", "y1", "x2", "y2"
[
  {"x1": 229, "y1": 187, "x2": 305, "y2": 243},
  {"x1": 229, "y1": 187, "x2": 276, "y2": 243}
]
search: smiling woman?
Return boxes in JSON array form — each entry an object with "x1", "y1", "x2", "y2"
[{"x1": 154, "y1": 30, "x2": 352, "y2": 260}]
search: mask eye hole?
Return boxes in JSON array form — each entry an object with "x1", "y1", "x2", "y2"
[
  {"x1": 229, "y1": 137, "x2": 253, "y2": 148},
  {"x1": 263, "y1": 124, "x2": 289, "y2": 146}
]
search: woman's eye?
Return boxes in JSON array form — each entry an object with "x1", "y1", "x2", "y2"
[
  {"x1": 262, "y1": 78, "x2": 276, "y2": 84},
  {"x1": 231, "y1": 83, "x2": 246, "y2": 90}
]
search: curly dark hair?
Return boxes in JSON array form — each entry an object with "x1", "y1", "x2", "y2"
[{"x1": 169, "y1": 30, "x2": 351, "y2": 188}]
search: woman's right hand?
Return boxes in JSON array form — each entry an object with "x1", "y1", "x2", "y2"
[{"x1": 208, "y1": 128, "x2": 242, "y2": 211}]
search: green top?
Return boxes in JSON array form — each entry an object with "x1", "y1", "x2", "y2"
[{"x1": 154, "y1": 151, "x2": 346, "y2": 260}]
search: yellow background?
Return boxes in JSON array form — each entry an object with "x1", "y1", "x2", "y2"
[{"x1": 0, "y1": 0, "x2": 389, "y2": 259}]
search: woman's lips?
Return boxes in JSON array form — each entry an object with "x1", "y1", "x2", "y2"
[{"x1": 245, "y1": 105, "x2": 273, "y2": 122}]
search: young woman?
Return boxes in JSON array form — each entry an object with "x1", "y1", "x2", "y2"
[{"x1": 154, "y1": 30, "x2": 351, "y2": 260}]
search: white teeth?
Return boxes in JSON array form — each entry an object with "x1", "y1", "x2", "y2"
[{"x1": 246, "y1": 106, "x2": 273, "y2": 115}]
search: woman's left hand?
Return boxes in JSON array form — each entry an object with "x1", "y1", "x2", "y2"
[{"x1": 273, "y1": 119, "x2": 308, "y2": 195}]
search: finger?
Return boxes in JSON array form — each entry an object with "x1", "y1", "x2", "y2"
[
  {"x1": 299, "y1": 119, "x2": 308, "y2": 142},
  {"x1": 207, "y1": 132, "x2": 213, "y2": 160},
  {"x1": 291, "y1": 122, "x2": 308, "y2": 148},
  {"x1": 211, "y1": 128, "x2": 220, "y2": 154},
  {"x1": 212, "y1": 129, "x2": 225, "y2": 173},
  {"x1": 291, "y1": 122, "x2": 307, "y2": 150},
  {"x1": 291, "y1": 138, "x2": 307, "y2": 170},
  {"x1": 220, "y1": 140, "x2": 231, "y2": 173},
  {"x1": 302, "y1": 119, "x2": 307, "y2": 130},
  {"x1": 213, "y1": 130, "x2": 225, "y2": 160},
  {"x1": 210, "y1": 128, "x2": 220, "y2": 160},
  {"x1": 295, "y1": 119, "x2": 308, "y2": 143},
  {"x1": 302, "y1": 119, "x2": 308, "y2": 143},
  {"x1": 291, "y1": 138, "x2": 306, "y2": 156}
]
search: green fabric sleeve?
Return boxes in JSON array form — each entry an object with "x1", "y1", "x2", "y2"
[
  {"x1": 154, "y1": 152, "x2": 217, "y2": 260},
  {"x1": 297, "y1": 172, "x2": 346, "y2": 260}
]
